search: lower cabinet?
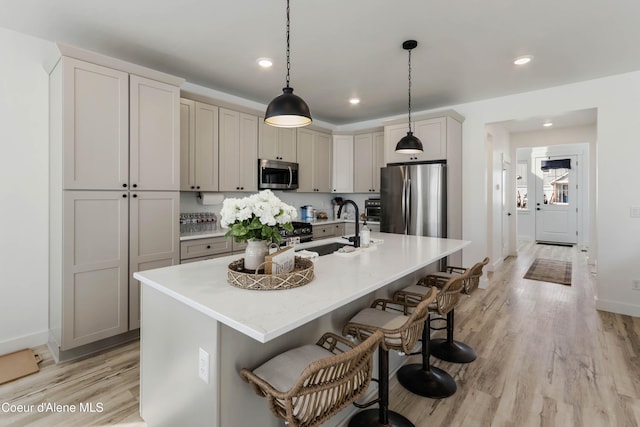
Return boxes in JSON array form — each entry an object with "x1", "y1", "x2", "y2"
[
  {"x1": 180, "y1": 237, "x2": 248, "y2": 263},
  {"x1": 50, "y1": 190, "x2": 179, "y2": 354},
  {"x1": 128, "y1": 192, "x2": 180, "y2": 330},
  {"x1": 312, "y1": 223, "x2": 346, "y2": 239}
]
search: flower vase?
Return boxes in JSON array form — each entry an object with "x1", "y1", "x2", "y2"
[{"x1": 244, "y1": 239, "x2": 269, "y2": 272}]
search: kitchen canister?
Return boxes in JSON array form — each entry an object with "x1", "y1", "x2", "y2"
[{"x1": 301, "y1": 205, "x2": 314, "y2": 221}]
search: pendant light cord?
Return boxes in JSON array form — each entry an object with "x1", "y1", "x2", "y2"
[
  {"x1": 407, "y1": 48, "x2": 413, "y2": 133},
  {"x1": 285, "y1": 0, "x2": 291, "y2": 88}
]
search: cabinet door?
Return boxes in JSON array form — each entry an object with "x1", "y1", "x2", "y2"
[
  {"x1": 354, "y1": 133, "x2": 373, "y2": 192},
  {"x1": 62, "y1": 191, "x2": 129, "y2": 350},
  {"x1": 62, "y1": 58, "x2": 129, "y2": 190},
  {"x1": 314, "y1": 132, "x2": 333, "y2": 192},
  {"x1": 130, "y1": 75, "x2": 180, "y2": 191},
  {"x1": 258, "y1": 121, "x2": 279, "y2": 161},
  {"x1": 332, "y1": 135, "x2": 353, "y2": 193},
  {"x1": 414, "y1": 117, "x2": 446, "y2": 161},
  {"x1": 180, "y1": 99, "x2": 196, "y2": 191},
  {"x1": 129, "y1": 191, "x2": 179, "y2": 330},
  {"x1": 195, "y1": 102, "x2": 220, "y2": 191},
  {"x1": 238, "y1": 113, "x2": 258, "y2": 192},
  {"x1": 218, "y1": 108, "x2": 241, "y2": 191},
  {"x1": 384, "y1": 122, "x2": 414, "y2": 165},
  {"x1": 296, "y1": 128, "x2": 315, "y2": 192},
  {"x1": 259, "y1": 124, "x2": 296, "y2": 162},
  {"x1": 371, "y1": 131, "x2": 385, "y2": 192},
  {"x1": 278, "y1": 128, "x2": 297, "y2": 162}
]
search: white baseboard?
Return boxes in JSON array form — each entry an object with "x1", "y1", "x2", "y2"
[
  {"x1": 478, "y1": 276, "x2": 489, "y2": 290},
  {"x1": 595, "y1": 298, "x2": 640, "y2": 317},
  {"x1": 0, "y1": 330, "x2": 48, "y2": 356}
]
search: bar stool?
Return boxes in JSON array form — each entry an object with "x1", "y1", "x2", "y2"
[
  {"x1": 240, "y1": 330, "x2": 383, "y2": 427},
  {"x1": 393, "y1": 271, "x2": 469, "y2": 398},
  {"x1": 342, "y1": 287, "x2": 438, "y2": 427},
  {"x1": 421, "y1": 257, "x2": 489, "y2": 363}
]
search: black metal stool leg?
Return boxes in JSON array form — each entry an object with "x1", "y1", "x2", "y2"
[
  {"x1": 397, "y1": 315, "x2": 456, "y2": 398},
  {"x1": 349, "y1": 347, "x2": 414, "y2": 427},
  {"x1": 430, "y1": 309, "x2": 477, "y2": 363}
]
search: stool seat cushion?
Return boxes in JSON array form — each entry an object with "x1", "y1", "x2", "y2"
[
  {"x1": 348, "y1": 308, "x2": 408, "y2": 347},
  {"x1": 398, "y1": 283, "x2": 431, "y2": 297},
  {"x1": 252, "y1": 344, "x2": 335, "y2": 393}
]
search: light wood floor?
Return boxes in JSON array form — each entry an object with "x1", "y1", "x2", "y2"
[{"x1": 1, "y1": 242, "x2": 639, "y2": 426}]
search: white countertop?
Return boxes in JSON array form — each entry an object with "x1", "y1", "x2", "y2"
[{"x1": 135, "y1": 232, "x2": 469, "y2": 343}]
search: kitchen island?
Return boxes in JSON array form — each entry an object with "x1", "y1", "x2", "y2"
[{"x1": 134, "y1": 232, "x2": 469, "y2": 427}]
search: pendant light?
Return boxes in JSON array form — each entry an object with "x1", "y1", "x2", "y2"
[
  {"x1": 395, "y1": 40, "x2": 423, "y2": 153},
  {"x1": 264, "y1": 0, "x2": 312, "y2": 128}
]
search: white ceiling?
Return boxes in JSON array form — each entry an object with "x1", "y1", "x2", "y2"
[{"x1": 2, "y1": 1, "x2": 639, "y2": 126}]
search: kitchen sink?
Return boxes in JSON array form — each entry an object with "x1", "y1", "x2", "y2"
[{"x1": 298, "y1": 242, "x2": 351, "y2": 256}]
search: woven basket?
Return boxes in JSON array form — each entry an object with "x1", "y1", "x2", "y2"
[{"x1": 228, "y1": 257, "x2": 314, "y2": 290}]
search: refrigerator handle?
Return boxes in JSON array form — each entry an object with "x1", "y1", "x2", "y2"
[
  {"x1": 405, "y1": 178, "x2": 411, "y2": 234},
  {"x1": 401, "y1": 177, "x2": 407, "y2": 234}
]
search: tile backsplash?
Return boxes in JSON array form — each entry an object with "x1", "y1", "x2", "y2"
[{"x1": 180, "y1": 191, "x2": 377, "y2": 222}]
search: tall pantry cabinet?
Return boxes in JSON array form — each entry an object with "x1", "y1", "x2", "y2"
[{"x1": 48, "y1": 48, "x2": 183, "y2": 362}]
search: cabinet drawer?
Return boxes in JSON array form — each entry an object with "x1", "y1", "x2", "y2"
[
  {"x1": 312, "y1": 223, "x2": 345, "y2": 239},
  {"x1": 180, "y1": 237, "x2": 231, "y2": 260}
]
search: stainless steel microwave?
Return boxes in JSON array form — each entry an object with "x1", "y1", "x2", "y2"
[{"x1": 258, "y1": 159, "x2": 299, "y2": 190}]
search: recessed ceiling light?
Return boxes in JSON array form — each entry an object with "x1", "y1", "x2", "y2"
[
  {"x1": 513, "y1": 55, "x2": 533, "y2": 65},
  {"x1": 257, "y1": 58, "x2": 273, "y2": 68},
  {"x1": 543, "y1": 122, "x2": 553, "y2": 127},
  {"x1": 349, "y1": 98, "x2": 360, "y2": 105}
]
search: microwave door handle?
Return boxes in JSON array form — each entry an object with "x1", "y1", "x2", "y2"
[{"x1": 288, "y1": 166, "x2": 293, "y2": 188}]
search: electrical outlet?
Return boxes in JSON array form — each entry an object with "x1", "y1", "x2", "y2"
[{"x1": 198, "y1": 348, "x2": 209, "y2": 384}]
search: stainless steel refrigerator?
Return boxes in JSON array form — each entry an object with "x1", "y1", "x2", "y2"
[{"x1": 380, "y1": 162, "x2": 446, "y2": 238}]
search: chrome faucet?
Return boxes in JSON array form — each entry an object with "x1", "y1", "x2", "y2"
[{"x1": 337, "y1": 200, "x2": 360, "y2": 248}]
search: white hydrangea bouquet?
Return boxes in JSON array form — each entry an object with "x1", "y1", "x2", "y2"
[{"x1": 220, "y1": 190, "x2": 297, "y2": 244}]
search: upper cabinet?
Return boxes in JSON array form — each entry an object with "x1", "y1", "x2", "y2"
[
  {"x1": 129, "y1": 75, "x2": 180, "y2": 191},
  {"x1": 297, "y1": 128, "x2": 332, "y2": 192},
  {"x1": 55, "y1": 57, "x2": 180, "y2": 191},
  {"x1": 59, "y1": 58, "x2": 129, "y2": 190},
  {"x1": 354, "y1": 131, "x2": 384, "y2": 193},
  {"x1": 219, "y1": 108, "x2": 258, "y2": 192},
  {"x1": 384, "y1": 113, "x2": 462, "y2": 165},
  {"x1": 331, "y1": 135, "x2": 354, "y2": 193},
  {"x1": 258, "y1": 122, "x2": 297, "y2": 162},
  {"x1": 180, "y1": 99, "x2": 219, "y2": 191}
]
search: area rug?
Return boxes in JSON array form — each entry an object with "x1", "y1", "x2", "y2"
[
  {"x1": 524, "y1": 258, "x2": 572, "y2": 286},
  {"x1": 0, "y1": 349, "x2": 42, "y2": 385}
]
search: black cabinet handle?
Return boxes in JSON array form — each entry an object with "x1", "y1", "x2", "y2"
[
  {"x1": 122, "y1": 194, "x2": 127, "y2": 198},
  {"x1": 122, "y1": 183, "x2": 127, "y2": 188},
  {"x1": 132, "y1": 184, "x2": 138, "y2": 188},
  {"x1": 191, "y1": 186, "x2": 195, "y2": 189},
  {"x1": 132, "y1": 194, "x2": 138, "y2": 198},
  {"x1": 196, "y1": 186, "x2": 200, "y2": 189},
  {"x1": 206, "y1": 245, "x2": 211, "y2": 249}
]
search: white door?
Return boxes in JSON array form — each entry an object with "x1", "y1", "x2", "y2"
[
  {"x1": 502, "y1": 161, "x2": 511, "y2": 257},
  {"x1": 535, "y1": 155, "x2": 577, "y2": 244}
]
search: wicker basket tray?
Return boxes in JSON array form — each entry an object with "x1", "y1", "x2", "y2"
[{"x1": 228, "y1": 256, "x2": 314, "y2": 290}]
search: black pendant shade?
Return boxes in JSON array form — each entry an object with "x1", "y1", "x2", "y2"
[
  {"x1": 264, "y1": 0, "x2": 312, "y2": 128},
  {"x1": 265, "y1": 87, "x2": 312, "y2": 128},
  {"x1": 395, "y1": 39, "x2": 423, "y2": 153},
  {"x1": 395, "y1": 131, "x2": 423, "y2": 154}
]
